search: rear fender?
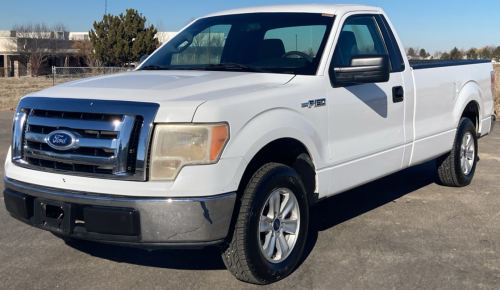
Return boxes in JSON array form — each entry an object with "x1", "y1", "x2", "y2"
[{"x1": 453, "y1": 81, "x2": 482, "y2": 132}]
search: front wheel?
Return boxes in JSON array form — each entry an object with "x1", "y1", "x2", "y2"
[
  {"x1": 436, "y1": 117, "x2": 478, "y2": 187},
  {"x1": 221, "y1": 163, "x2": 309, "y2": 284}
]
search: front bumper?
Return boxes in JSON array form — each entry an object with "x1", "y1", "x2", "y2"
[{"x1": 3, "y1": 176, "x2": 236, "y2": 248}]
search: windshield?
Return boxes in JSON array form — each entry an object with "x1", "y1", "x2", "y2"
[{"x1": 141, "y1": 13, "x2": 334, "y2": 75}]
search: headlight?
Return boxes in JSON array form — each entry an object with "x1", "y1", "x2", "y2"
[{"x1": 149, "y1": 123, "x2": 229, "y2": 181}]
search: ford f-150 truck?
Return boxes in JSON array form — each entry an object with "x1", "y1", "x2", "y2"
[{"x1": 3, "y1": 4, "x2": 496, "y2": 284}]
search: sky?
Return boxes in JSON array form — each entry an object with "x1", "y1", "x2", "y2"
[{"x1": 0, "y1": 0, "x2": 499, "y2": 54}]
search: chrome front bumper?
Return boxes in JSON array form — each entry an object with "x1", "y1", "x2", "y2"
[{"x1": 3, "y1": 176, "x2": 236, "y2": 248}]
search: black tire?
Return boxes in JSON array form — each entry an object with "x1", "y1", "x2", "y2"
[
  {"x1": 436, "y1": 118, "x2": 478, "y2": 187},
  {"x1": 221, "y1": 163, "x2": 309, "y2": 284},
  {"x1": 292, "y1": 153, "x2": 316, "y2": 204}
]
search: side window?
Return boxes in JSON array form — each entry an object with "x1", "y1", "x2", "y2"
[{"x1": 332, "y1": 16, "x2": 389, "y2": 67}]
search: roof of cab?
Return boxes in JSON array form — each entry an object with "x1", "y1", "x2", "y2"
[{"x1": 204, "y1": 4, "x2": 382, "y2": 18}]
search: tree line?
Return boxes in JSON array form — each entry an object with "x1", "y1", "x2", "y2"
[
  {"x1": 8, "y1": 8, "x2": 500, "y2": 77},
  {"x1": 406, "y1": 46, "x2": 500, "y2": 61}
]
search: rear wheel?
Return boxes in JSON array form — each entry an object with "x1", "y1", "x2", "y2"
[
  {"x1": 221, "y1": 163, "x2": 309, "y2": 284},
  {"x1": 436, "y1": 118, "x2": 478, "y2": 187}
]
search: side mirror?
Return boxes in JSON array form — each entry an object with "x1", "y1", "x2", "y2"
[
  {"x1": 331, "y1": 54, "x2": 390, "y2": 86},
  {"x1": 139, "y1": 55, "x2": 149, "y2": 64}
]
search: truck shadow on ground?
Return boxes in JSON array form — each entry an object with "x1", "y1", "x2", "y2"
[
  {"x1": 298, "y1": 160, "x2": 441, "y2": 268},
  {"x1": 66, "y1": 160, "x2": 441, "y2": 271}
]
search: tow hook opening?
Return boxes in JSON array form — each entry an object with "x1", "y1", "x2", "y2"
[{"x1": 42, "y1": 203, "x2": 65, "y2": 220}]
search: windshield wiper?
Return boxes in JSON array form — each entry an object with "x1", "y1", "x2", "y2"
[
  {"x1": 140, "y1": 65, "x2": 171, "y2": 70},
  {"x1": 188, "y1": 63, "x2": 269, "y2": 73}
]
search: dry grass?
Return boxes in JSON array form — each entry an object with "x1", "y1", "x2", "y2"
[
  {"x1": 1, "y1": 67, "x2": 500, "y2": 115},
  {"x1": 0, "y1": 77, "x2": 54, "y2": 110}
]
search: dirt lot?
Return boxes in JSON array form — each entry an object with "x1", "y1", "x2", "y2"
[{"x1": 1, "y1": 65, "x2": 500, "y2": 114}]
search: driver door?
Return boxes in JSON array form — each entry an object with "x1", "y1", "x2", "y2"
[{"x1": 324, "y1": 14, "x2": 406, "y2": 197}]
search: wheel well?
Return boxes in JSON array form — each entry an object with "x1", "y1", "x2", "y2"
[
  {"x1": 237, "y1": 138, "x2": 317, "y2": 204},
  {"x1": 461, "y1": 101, "x2": 479, "y2": 132}
]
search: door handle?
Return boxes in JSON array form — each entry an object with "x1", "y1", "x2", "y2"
[{"x1": 392, "y1": 86, "x2": 404, "y2": 103}]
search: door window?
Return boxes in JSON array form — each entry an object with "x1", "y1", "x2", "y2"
[{"x1": 332, "y1": 16, "x2": 389, "y2": 67}]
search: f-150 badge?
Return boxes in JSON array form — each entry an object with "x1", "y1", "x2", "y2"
[{"x1": 301, "y1": 99, "x2": 326, "y2": 108}]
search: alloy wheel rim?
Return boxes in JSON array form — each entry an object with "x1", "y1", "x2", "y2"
[
  {"x1": 460, "y1": 132, "x2": 475, "y2": 175},
  {"x1": 258, "y1": 188, "x2": 300, "y2": 264}
]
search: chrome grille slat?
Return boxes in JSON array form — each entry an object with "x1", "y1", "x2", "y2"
[
  {"x1": 24, "y1": 148, "x2": 115, "y2": 166},
  {"x1": 27, "y1": 115, "x2": 122, "y2": 131},
  {"x1": 12, "y1": 97, "x2": 159, "y2": 181},
  {"x1": 12, "y1": 112, "x2": 27, "y2": 159},
  {"x1": 25, "y1": 132, "x2": 117, "y2": 149},
  {"x1": 114, "y1": 115, "x2": 135, "y2": 174}
]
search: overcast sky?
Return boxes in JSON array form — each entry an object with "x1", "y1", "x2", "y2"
[{"x1": 1, "y1": 0, "x2": 498, "y2": 53}]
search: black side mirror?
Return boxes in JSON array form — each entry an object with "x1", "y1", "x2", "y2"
[
  {"x1": 139, "y1": 55, "x2": 149, "y2": 64},
  {"x1": 331, "y1": 54, "x2": 390, "y2": 86}
]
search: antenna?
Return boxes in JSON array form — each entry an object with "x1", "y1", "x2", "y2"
[{"x1": 105, "y1": 0, "x2": 107, "y2": 15}]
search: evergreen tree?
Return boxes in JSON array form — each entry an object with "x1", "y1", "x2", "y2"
[
  {"x1": 419, "y1": 48, "x2": 427, "y2": 58},
  {"x1": 466, "y1": 48, "x2": 477, "y2": 60},
  {"x1": 89, "y1": 9, "x2": 158, "y2": 66},
  {"x1": 449, "y1": 47, "x2": 462, "y2": 60},
  {"x1": 407, "y1": 47, "x2": 415, "y2": 57},
  {"x1": 440, "y1": 52, "x2": 450, "y2": 60},
  {"x1": 493, "y1": 46, "x2": 500, "y2": 62},
  {"x1": 481, "y1": 48, "x2": 491, "y2": 59}
]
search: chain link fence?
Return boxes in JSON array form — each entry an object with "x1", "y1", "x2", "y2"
[{"x1": 52, "y1": 67, "x2": 132, "y2": 85}]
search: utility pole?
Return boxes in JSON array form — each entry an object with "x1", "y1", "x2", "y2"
[{"x1": 105, "y1": 0, "x2": 107, "y2": 15}]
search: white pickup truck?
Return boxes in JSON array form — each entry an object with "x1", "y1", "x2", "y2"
[{"x1": 4, "y1": 4, "x2": 496, "y2": 284}]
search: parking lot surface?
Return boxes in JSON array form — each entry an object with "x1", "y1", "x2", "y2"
[{"x1": 0, "y1": 110, "x2": 499, "y2": 290}]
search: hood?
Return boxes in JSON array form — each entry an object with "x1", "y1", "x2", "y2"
[{"x1": 29, "y1": 70, "x2": 294, "y2": 122}]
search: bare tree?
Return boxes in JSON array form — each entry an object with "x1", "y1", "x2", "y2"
[
  {"x1": 10, "y1": 22, "x2": 66, "y2": 76},
  {"x1": 304, "y1": 47, "x2": 316, "y2": 57},
  {"x1": 459, "y1": 47, "x2": 467, "y2": 58},
  {"x1": 52, "y1": 22, "x2": 68, "y2": 33},
  {"x1": 72, "y1": 40, "x2": 102, "y2": 67},
  {"x1": 155, "y1": 20, "x2": 169, "y2": 47},
  {"x1": 413, "y1": 46, "x2": 420, "y2": 57},
  {"x1": 191, "y1": 31, "x2": 208, "y2": 63},
  {"x1": 208, "y1": 33, "x2": 225, "y2": 63}
]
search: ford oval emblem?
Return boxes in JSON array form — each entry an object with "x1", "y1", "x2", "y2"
[{"x1": 46, "y1": 130, "x2": 79, "y2": 150}]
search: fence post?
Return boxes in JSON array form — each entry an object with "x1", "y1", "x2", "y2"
[{"x1": 52, "y1": 66, "x2": 56, "y2": 86}]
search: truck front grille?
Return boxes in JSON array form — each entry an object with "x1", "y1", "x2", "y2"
[{"x1": 12, "y1": 98, "x2": 159, "y2": 181}]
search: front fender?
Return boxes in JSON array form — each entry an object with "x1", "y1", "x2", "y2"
[{"x1": 222, "y1": 108, "x2": 330, "y2": 171}]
